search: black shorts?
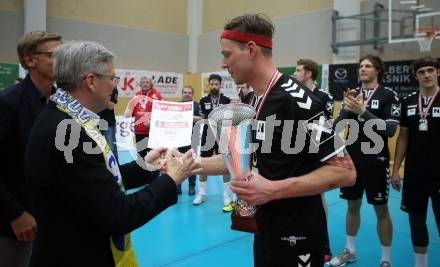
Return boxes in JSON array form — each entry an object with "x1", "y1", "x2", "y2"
[
  {"x1": 254, "y1": 233, "x2": 324, "y2": 267},
  {"x1": 340, "y1": 157, "x2": 390, "y2": 205},
  {"x1": 401, "y1": 176, "x2": 440, "y2": 215},
  {"x1": 199, "y1": 127, "x2": 219, "y2": 158}
]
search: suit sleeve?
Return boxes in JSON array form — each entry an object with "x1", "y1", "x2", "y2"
[
  {"x1": 119, "y1": 161, "x2": 155, "y2": 189},
  {"x1": 0, "y1": 97, "x2": 24, "y2": 221},
  {"x1": 53, "y1": 132, "x2": 177, "y2": 236}
]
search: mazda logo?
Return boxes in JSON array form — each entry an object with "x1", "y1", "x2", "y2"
[{"x1": 335, "y1": 68, "x2": 348, "y2": 80}]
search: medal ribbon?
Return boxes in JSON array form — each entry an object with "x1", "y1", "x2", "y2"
[
  {"x1": 361, "y1": 84, "x2": 379, "y2": 106},
  {"x1": 418, "y1": 87, "x2": 440, "y2": 121},
  {"x1": 255, "y1": 70, "x2": 281, "y2": 119}
]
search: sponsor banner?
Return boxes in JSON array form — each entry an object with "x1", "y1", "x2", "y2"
[
  {"x1": 115, "y1": 116, "x2": 136, "y2": 152},
  {"x1": 383, "y1": 60, "x2": 418, "y2": 98},
  {"x1": 329, "y1": 63, "x2": 359, "y2": 101},
  {"x1": 321, "y1": 64, "x2": 330, "y2": 93},
  {"x1": 0, "y1": 63, "x2": 19, "y2": 91},
  {"x1": 201, "y1": 71, "x2": 239, "y2": 100},
  {"x1": 116, "y1": 69, "x2": 183, "y2": 98}
]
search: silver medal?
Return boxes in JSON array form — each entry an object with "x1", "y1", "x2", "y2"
[{"x1": 419, "y1": 119, "x2": 428, "y2": 131}]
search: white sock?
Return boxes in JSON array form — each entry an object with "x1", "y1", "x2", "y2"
[
  {"x1": 198, "y1": 181, "x2": 207, "y2": 195},
  {"x1": 380, "y1": 245, "x2": 391, "y2": 263},
  {"x1": 346, "y1": 235, "x2": 356, "y2": 254},
  {"x1": 223, "y1": 182, "x2": 232, "y2": 203},
  {"x1": 414, "y1": 252, "x2": 427, "y2": 267}
]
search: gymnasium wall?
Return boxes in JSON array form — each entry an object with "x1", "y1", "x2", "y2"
[
  {"x1": 199, "y1": 0, "x2": 334, "y2": 72},
  {"x1": 0, "y1": 0, "x2": 188, "y2": 72}
]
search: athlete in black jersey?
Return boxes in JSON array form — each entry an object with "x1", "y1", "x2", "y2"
[
  {"x1": 391, "y1": 57, "x2": 440, "y2": 267},
  {"x1": 295, "y1": 59, "x2": 334, "y2": 119},
  {"x1": 330, "y1": 55, "x2": 399, "y2": 267},
  {"x1": 294, "y1": 58, "x2": 334, "y2": 263},
  {"x1": 195, "y1": 14, "x2": 356, "y2": 267},
  {"x1": 193, "y1": 74, "x2": 233, "y2": 211}
]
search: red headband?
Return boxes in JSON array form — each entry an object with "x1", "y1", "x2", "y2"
[{"x1": 220, "y1": 30, "x2": 272, "y2": 49}]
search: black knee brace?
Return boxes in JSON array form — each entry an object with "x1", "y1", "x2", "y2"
[{"x1": 409, "y1": 212, "x2": 429, "y2": 247}]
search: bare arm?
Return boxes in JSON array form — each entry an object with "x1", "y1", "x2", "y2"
[
  {"x1": 193, "y1": 115, "x2": 203, "y2": 122},
  {"x1": 391, "y1": 127, "x2": 408, "y2": 191},
  {"x1": 271, "y1": 165, "x2": 355, "y2": 200},
  {"x1": 198, "y1": 154, "x2": 228, "y2": 175},
  {"x1": 124, "y1": 97, "x2": 137, "y2": 118},
  {"x1": 231, "y1": 164, "x2": 356, "y2": 205}
]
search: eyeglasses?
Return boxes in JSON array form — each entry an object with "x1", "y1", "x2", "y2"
[
  {"x1": 33, "y1": 51, "x2": 53, "y2": 58},
  {"x1": 93, "y1": 73, "x2": 120, "y2": 83}
]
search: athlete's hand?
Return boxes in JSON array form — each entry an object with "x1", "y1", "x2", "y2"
[
  {"x1": 391, "y1": 171, "x2": 401, "y2": 192},
  {"x1": 344, "y1": 92, "x2": 366, "y2": 115},
  {"x1": 10, "y1": 211, "x2": 37, "y2": 242},
  {"x1": 230, "y1": 171, "x2": 276, "y2": 206},
  {"x1": 163, "y1": 149, "x2": 201, "y2": 185}
]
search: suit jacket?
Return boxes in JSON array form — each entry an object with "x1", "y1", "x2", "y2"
[
  {"x1": 0, "y1": 75, "x2": 49, "y2": 237},
  {"x1": 25, "y1": 102, "x2": 178, "y2": 267}
]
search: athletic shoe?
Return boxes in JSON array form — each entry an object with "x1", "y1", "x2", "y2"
[
  {"x1": 380, "y1": 261, "x2": 391, "y2": 267},
  {"x1": 324, "y1": 253, "x2": 332, "y2": 263},
  {"x1": 222, "y1": 203, "x2": 234, "y2": 212},
  {"x1": 329, "y1": 248, "x2": 356, "y2": 266},
  {"x1": 192, "y1": 194, "x2": 205, "y2": 205}
]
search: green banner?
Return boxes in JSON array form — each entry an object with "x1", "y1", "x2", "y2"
[{"x1": 0, "y1": 63, "x2": 19, "y2": 91}]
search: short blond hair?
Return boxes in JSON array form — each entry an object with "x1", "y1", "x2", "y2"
[{"x1": 17, "y1": 31, "x2": 62, "y2": 70}]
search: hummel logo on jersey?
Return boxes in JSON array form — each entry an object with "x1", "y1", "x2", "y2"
[
  {"x1": 281, "y1": 235, "x2": 307, "y2": 247},
  {"x1": 282, "y1": 79, "x2": 312, "y2": 110},
  {"x1": 433, "y1": 107, "x2": 440, "y2": 117},
  {"x1": 303, "y1": 112, "x2": 334, "y2": 146},
  {"x1": 298, "y1": 253, "x2": 311, "y2": 267},
  {"x1": 391, "y1": 104, "x2": 400, "y2": 116}
]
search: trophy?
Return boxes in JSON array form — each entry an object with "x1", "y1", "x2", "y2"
[{"x1": 208, "y1": 103, "x2": 258, "y2": 233}]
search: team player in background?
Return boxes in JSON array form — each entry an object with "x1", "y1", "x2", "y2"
[
  {"x1": 392, "y1": 57, "x2": 440, "y2": 267},
  {"x1": 193, "y1": 74, "x2": 234, "y2": 212},
  {"x1": 330, "y1": 55, "x2": 400, "y2": 267}
]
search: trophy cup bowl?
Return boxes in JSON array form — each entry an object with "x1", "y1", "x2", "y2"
[{"x1": 208, "y1": 104, "x2": 259, "y2": 227}]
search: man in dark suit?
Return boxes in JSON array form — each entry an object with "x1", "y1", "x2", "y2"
[
  {"x1": 0, "y1": 31, "x2": 62, "y2": 267},
  {"x1": 25, "y1": 41, "x2": 199, "y2": 267}
]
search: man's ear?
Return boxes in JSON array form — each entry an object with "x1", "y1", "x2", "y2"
[
  {"x1": 23, "y1": 53, "x2": 35, "y2": 68},
  {"x1": 84, "y1": 73, "x2": 97, "y2": 93},
  {"x1": 247, "y1": 41, "x2": 258, "y2": 58}
]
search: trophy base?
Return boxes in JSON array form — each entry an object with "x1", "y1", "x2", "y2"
[{"x1": 231, "y1": 212, "x2": 259, "y2": 233}]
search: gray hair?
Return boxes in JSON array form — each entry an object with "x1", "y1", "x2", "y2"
[{"x1": 53, "y1": 41, "x2": 114, "y2": 91}]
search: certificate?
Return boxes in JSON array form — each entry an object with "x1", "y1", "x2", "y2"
[{"x1": 148, "y1": 100, "x2": 194, "y2": 148}]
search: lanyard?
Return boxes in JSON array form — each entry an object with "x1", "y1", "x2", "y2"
[
  {"x1": 211, "y1": 95, "x2": 220, "y2": 109},
  {"x1": 418, "y1": 87, "x2": 440, "y2": 120},
  {"x1": 361, "y1": 84, "x2": 379, "y2": 106},
  {"x1": 255, "y1": 70, "x2": 280, "y2": 119}
]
